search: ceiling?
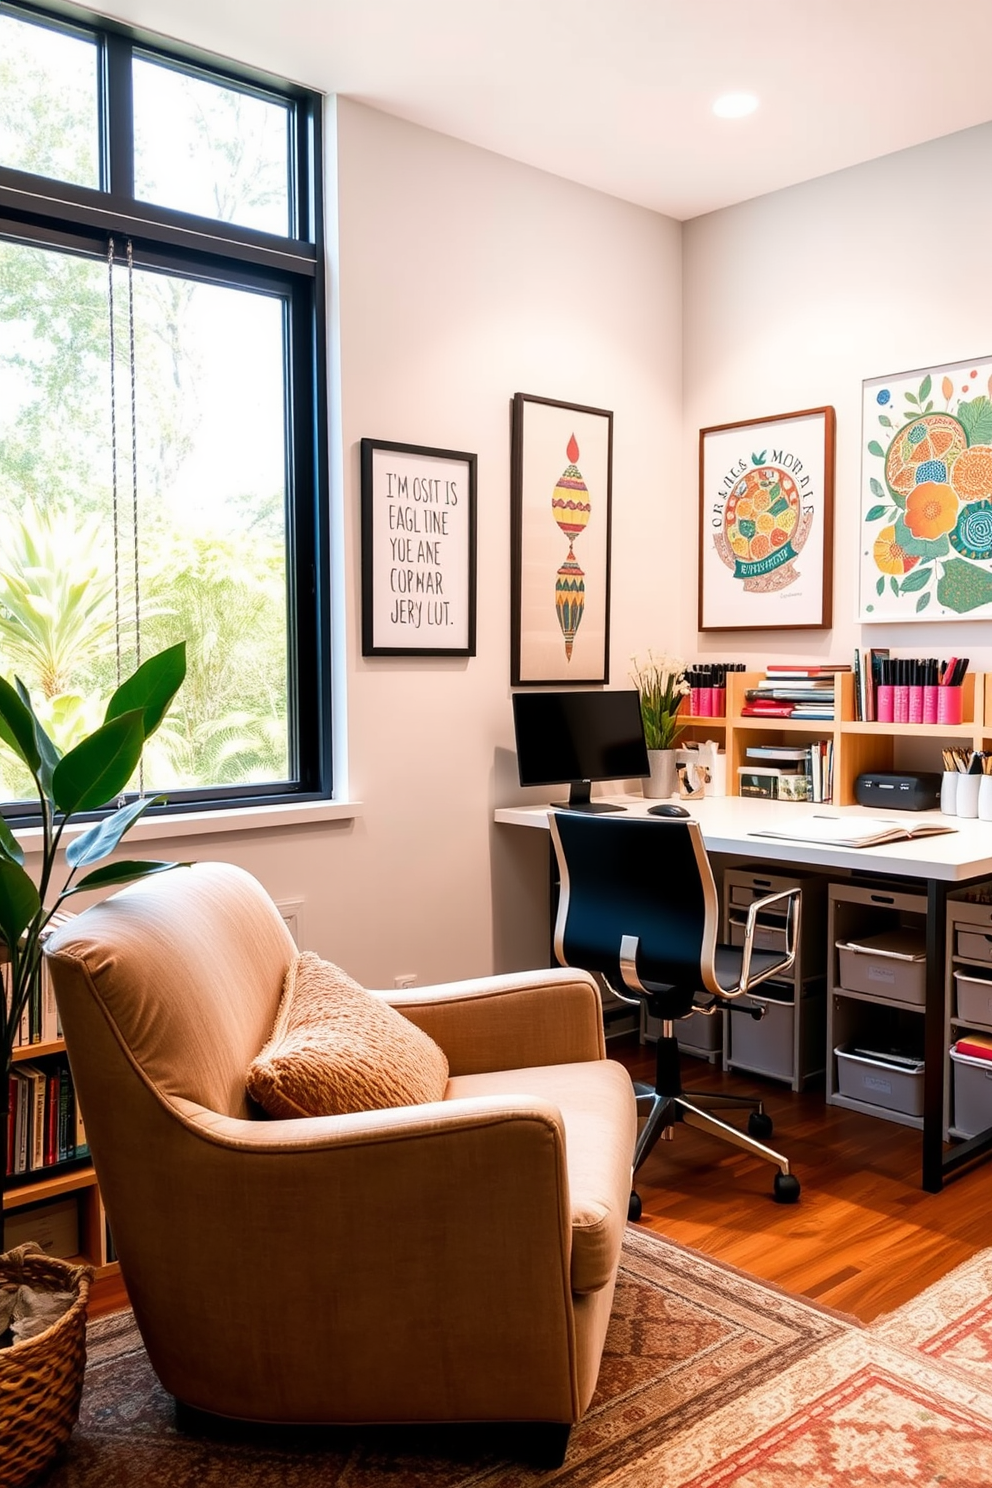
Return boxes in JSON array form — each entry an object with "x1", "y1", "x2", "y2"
[{"x1": 113, "y1": 0, "x2": 992, "y2": 219}]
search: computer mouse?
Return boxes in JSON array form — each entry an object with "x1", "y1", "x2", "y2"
[{"x1": 646, "y1": 803, "x2": 691, "y2": 818}]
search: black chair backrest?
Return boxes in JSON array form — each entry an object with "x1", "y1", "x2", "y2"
[{"x1": 549, "y1": 810, "x2": 720, "y2": 998}]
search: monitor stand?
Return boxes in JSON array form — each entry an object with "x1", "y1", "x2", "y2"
[{"x1": 565, "y1": 781, "x2": 625, "y2": 813}]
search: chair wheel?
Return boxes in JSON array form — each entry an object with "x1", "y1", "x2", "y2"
[
  {"x1": 773, "y1": 1172, "x2": 801, "y2": 1204},
  {"x1": 748, "y1": 1110, "x2": 774, "y2": 1141},
  {"x1": 627, "y1": 1190, "x2": 642, "y2": 1222}
]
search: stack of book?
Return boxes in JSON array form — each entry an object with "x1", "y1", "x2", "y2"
[
  {"x1": 738, "y1": 742, "x2": 834, "y2": 802},
  {"x1": 5, "y1": 1055, "x2": 88, "y2": 1179},
  {"x1": 741, "y1": 664, "x2": 849, "y2": 721}
]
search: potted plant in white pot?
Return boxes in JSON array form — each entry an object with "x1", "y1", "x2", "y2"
[
  {"x1": 631, "y1": 652, "x2": 689, "y2": 799},
  {"x1": 0, "y1": 641, "x2": 185, "y2": 1488}
]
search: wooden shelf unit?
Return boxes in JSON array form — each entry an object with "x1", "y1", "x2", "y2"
[
  {"x1": 6, "y1": 1039, "x2": 116, "y2": 1277},
  {"x1": 680, "y1": 671, "x2": 991, "y2": 806}
]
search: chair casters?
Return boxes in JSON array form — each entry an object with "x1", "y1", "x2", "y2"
[
  {"x1": 628, "y1": 1190, "x2": 642, "y2": 1222},
  {"x1": 747, "y1": 1110, "x2": 774, "y2": 1141},
  {"x1": 773, "y1": 1172, "x2": 801, "y2": 1204}
]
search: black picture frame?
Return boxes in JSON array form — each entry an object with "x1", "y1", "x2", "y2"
[
  {"x1": 361, "y1": 438, "x2": 477, "y2": 657},
  {"x1": 510, "y1": 393, "x2": 613, "y2": 686}
]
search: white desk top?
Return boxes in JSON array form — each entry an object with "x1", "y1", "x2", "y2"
[{"x1": 494, "y1": 793, "x2": 992, "y2": 884}]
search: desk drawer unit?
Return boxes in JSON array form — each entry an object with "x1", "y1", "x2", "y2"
[
  {"x1": 957, "y1": 930, "x2": 992, "y2": 964},
  {"x1": 835, "y1": 1047, "x2": 925, "y2": 1118},
  {"x1": 835, "y1": 929, "x2": 926, "y2": 1006},
  {"x1": 721, "y1": 867, "x2": 827, "y2": 1090},
  {"x1": 827, "y1": 881, "x2": 928, "y2": 1127},
  {"x1": 953, "y1": 969, "x2": 992, "y2": 1030},
  {"x1": 950, "y1": 1047, "x2": 992, "y2": 1136}
]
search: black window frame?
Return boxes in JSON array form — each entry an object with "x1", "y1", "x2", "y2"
[{"x1": 0, "y1": 0, "x2": 332, "y2": 820}]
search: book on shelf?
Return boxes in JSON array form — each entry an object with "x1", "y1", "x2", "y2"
[
  {"x1": 765, "y1": 664, "x2": 851, "y2": 677},
  {"x1": 741, "y1": 703, "x2": 797, "y2": 718},
  {"x1": 746, "y1": 745, "x2": 811, "y2": 762},
  {"x1": 956, "y1": 1032, "x2": 992, "y2": 1062},
  {"x1": 749, "y1": 815, "x2": 955, "y2": 849}
]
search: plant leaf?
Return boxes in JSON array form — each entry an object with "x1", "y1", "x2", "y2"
[
  {"x1": 0, "y1": 857, "x2": 41, "y2": 948},
  {"x1": 14, "y1": 678, "x2": 60, "y2": 797},
  {"x1": 899, "y1": 565, "x2": 931, "y2": 592},
  {"x1": 865, "y1": 504, "x2": 887, "y2": 522},
  {"x1": 64, "y1": 860, "x2": 188, "y2": 895},
  {"x1": 919, "y1": 374, "x2": 932, "y2": 401},
  {"x1": 906, "y1": 392, "x2": 919, "y2": 405},
  {"x1": 52, "y1": 711, "x2": 145, "y2": 815},
  {"x1": 65, "y1": 795, "x2": 168, "y2": 868},
  {"x1": 890, "y1": 576, "x2": 899, "y2": 595},
  {"x1": 916, "y1": 590, "x2": 931, "y2": 613},
  {"x1": 958, "y1": 397, "x2": 992, "y2": 447},
  {"x1": 876, "y1": 575, "x2": 885, "y2": 596},
  {"x1": 878, "y1": 415, "x2": 892, "y2": 428},
  {"x1": 870, "y1": 477, "x2": 884, "y2": 498},
  {"x1": 0, "y1": 813, "x2": 24, "y2": 867},
  {"x1": 104, "y1": 642, "x2": 186, "y2": 737},
  {"x1": 0, "y1": 675, "x2": 41, "y2": 773},
  {"x1": 867, "y1": 440, "x2": 885, "y2": 458}
]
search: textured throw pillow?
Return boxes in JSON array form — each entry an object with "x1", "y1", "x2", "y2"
[{"x1": 246, "y1": 952, "x2": 449, "y2": 1118}]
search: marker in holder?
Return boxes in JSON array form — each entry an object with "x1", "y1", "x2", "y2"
[{"x1": 937, "y1": 687, "x2": 964, "y2": 726}]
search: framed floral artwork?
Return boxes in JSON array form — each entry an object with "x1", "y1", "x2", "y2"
[
  {"x1": 859, "y1": 356, "x2": 992, "y2": 620},
  {"x1": 698, "y1": 407, "x2": 835, "y2": 631}
]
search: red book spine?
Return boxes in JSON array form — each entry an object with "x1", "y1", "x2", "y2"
[{"x1": 45, "y1": 1071, "x2": 60, "y2": 1165}]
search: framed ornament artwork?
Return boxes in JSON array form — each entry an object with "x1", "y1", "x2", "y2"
[
  {"x1": 859, "y1": 356, "x2": 992, "y2": 621},
  {"x1": 510, "y1": 393, "x2": 613, "y2": 685},
  {"x1": 698, "y1": 407, "x2": 835, "y2": 632}
]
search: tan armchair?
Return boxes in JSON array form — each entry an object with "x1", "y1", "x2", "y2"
[{"x1": 45, "y1": 862, "x2": 636, "y2": 1462}]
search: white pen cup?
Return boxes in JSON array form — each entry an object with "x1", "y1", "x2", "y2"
[
  {"x1": 979, "y1": 776, "x2": 992, "y2": 822},
  {"x1": 941, "y1": 772, "x2": 959, "y2": 816},
  {"x1": 957, "y1": 773, "x2": 981, "y2": 819}
]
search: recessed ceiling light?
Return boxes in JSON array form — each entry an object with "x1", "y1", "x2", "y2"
[{"x1": 713, "y1": 92, "x2": 759, "y2": 120}]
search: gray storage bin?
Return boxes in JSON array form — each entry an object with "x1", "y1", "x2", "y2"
[
  {"x1": 953, "y1": 969, "x2": 992, "y2": 1030},
  {"x1": 834, "y1": 1046, "x2": 925, "y2": 1116},
  {"x1": 957, "y1": 929, "x2": 992, "y2": 963},
  {"x1": 642, "y1": 1003, "x2": 722, "y2": 1058},
  {"x1": 835, "y1": 928, "x2": 926, "y2": 1005},
  {"x1": 727, "y1": 992, "x2": 794, "y2": 1079},
  {"x1": 950, "y1": 1047, "x2": 992, "y2": 1137},
  {"x1": 729, "y1": 916, "x2": 789, "y2": 954}
]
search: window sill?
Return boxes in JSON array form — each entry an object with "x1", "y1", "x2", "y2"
[{"x1": 14, "y1": 798, "x2": 363, "y2": 856}]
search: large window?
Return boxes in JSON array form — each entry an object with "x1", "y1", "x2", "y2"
[{"x1": 0, "y1": 1, "x2": 329, "y2": 815}]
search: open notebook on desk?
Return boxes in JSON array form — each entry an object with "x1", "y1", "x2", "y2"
[{"x1": 749, "y1": 815, "x2": 956, "y2": 850}]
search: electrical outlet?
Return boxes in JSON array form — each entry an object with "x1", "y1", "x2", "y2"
[{"x1": 394, "y1": 973, "x2": 417, "y2": 988}]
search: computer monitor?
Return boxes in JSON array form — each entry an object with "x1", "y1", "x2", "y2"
[{"x1": 511, "y1": 689, "x2": 650, "y2": 812}]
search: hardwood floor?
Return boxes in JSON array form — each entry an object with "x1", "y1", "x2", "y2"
[
  {"x1": 87, "y1": 1032, "x2": 991, "y2": 1326},
  {"x1": 610, "y1": 1033, "x2": 991, "y2": 1324}
]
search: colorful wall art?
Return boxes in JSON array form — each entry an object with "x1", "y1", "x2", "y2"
[
  {"x1": 698, "y1": 407, "x2": 835, "y2": 631},
  {"x1": 511, "y1": 394, "x2": 612, "y2": 685},
  {"x1": 860, "y1": 357, "x2": 992, "y2": 621}
]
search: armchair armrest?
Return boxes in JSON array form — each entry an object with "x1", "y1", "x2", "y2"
[{"x1": 379, "y1": 966, "x2": 606, "y2": 1074}]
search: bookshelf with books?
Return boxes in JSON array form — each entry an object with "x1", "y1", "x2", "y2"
[
  {"x1": 3, "y1": 956, "x2": 115, "y2": 1275},
  {"x1": 719, "y1": 669, "x2": 992, "y2": 806}
]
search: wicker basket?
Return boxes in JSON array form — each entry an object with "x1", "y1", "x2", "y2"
[{"x1": 0, "y1": 1242, "x2": 93, "y2": 1488}]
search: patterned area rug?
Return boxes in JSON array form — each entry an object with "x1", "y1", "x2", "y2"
[{"x1": 40, "y1": 1231, "x2": 992, "y2": 1487}]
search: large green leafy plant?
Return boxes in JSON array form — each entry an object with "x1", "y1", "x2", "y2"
[{"x1": 0, "y1": 642, "x2": 186, "y2": 1254}]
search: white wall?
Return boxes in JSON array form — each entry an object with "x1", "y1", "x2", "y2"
[
  {"x1": 683, "y1": 122, "x2": 992, "y2": 672},
  {"x1": 85, "y1": 86, "x2": 682, "y2": 987}
]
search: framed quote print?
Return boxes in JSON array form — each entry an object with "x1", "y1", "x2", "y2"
[
  {"x1": 698, "y1": 406, "x2": 835, "y2": 632},
  {"x1": 511, "y1": 392, "x2": 613, "y2": 685},
  {"x1": 361, "y1": 438, "x2": 477, "y2": 656}
]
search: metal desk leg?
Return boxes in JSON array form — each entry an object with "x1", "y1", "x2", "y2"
[{"x1": 922, "y1": 877, "x2": 946, "y2": 1192}]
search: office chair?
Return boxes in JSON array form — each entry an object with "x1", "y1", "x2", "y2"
[{"x1": 549, "y1": 810, "x2": 802, "y2": 1216}]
